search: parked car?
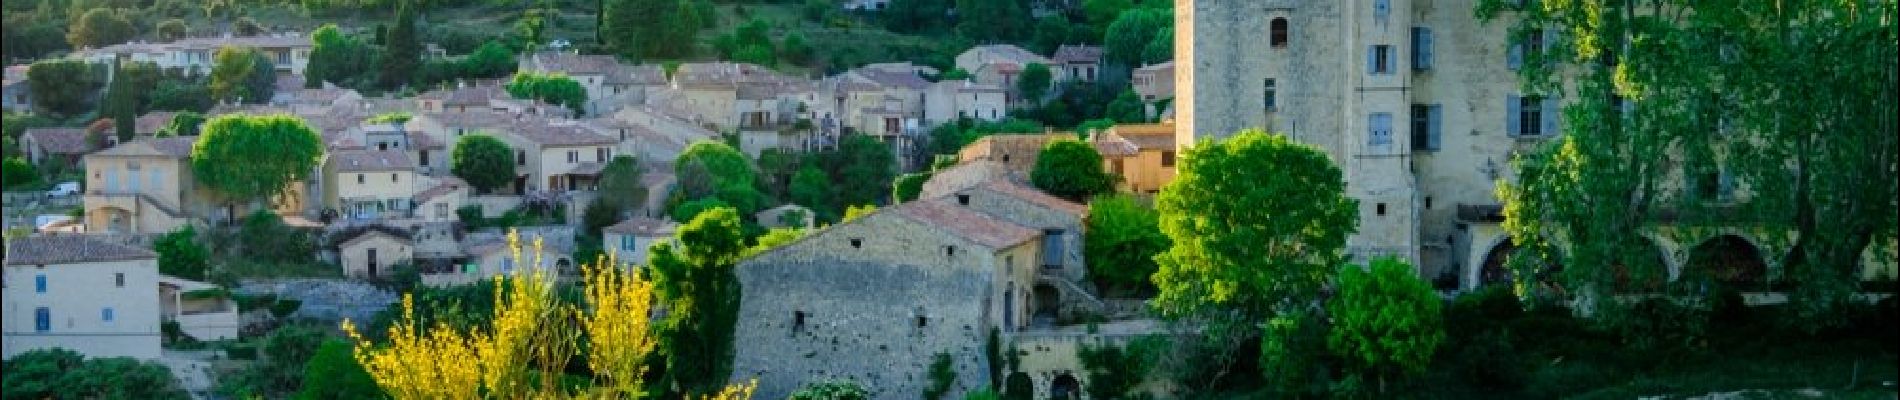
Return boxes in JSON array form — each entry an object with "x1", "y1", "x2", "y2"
[{"x1": 45, "y1": 181, "x2": 80, "y2": 197}]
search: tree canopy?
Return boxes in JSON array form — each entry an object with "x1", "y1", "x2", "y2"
[
  {"x1": 648, "y1": 207, "x2": 749, "y2": 396},
  {"x1": 450, "y1": 134, "x2": 515, "y2": 193},
  {"x1": 831, "y1": 134, "x2": 897, "y2": 208},
  {"x1": 505, "y1": 72, "x2": 588, "y2": 116},
  {"x1": 305, "y1": 24, "x2": 379, "y2": 89},
  {"x1": 191, "y1": 114, "x2": 325, "y2": 206},
  {"x1": 1084, "y1": 195, "x2": 1168, "y2": 294},
  {"x1": 209, "y1": 46, "x2": 274, "y2": 104},
  {"x1": 1327, "y1": 257, "x2": 1445, "y2": 393},
  {"x1": 1015, "y1": 63, "x2": 1053, "y2": 105},
  {"x1": 674, "y1": 140, "x2": 765, "y2": 215},
  {"x1": 0, "y1": 348, "x2": 190, "y2": 400},
  {"x1": 595, "y1": 155, "x2": 649, "y2": 212},
  {"x1": 1103, "y1": 7, "x2": 1172, "y2": 65},
  {"x1": 67, "y1": 8, "x2": 136, "y2": 49},
  {"x1": 27, "y1": 59, "x2": 102, "y2": 118},
  {"x1": 379, "y1": 0, "x2": 421, "y2": 89},
  {"x1": 1030, "y1": 139, "x2": 1114, "y2": 201},
  {"x1": 154, "y1": 226, "x2": 209, "y2": 280}
]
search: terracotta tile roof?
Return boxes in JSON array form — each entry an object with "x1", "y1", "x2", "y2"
[
  {"x1": 1051, "y1": 45, "x2": 1104, "y2": 64},
  {"x1": 958, "y1": 134, "x2": 1056, "y2": 174},
  {"x1": 412, "y1": 176, "x2": 467, "y2": 204},
  {"x1": 892, "y1": 198, "x2": 1039, "y2": 249},
  {"x1": 977, "y1": 179, "x2": 1087, "y2": 215},
  {"x1": 603, "y1": 216, "x2": 677, "y2": 236},
  {"x1": 4, "y1": 234, "x2": 157, "y2": 266},
  {"x1": 1092, "y1": 135, "x2": 1139, "y2": 157},
  {"x1": 407, "y1": 131, "x2": 444, "y2": 150},
  {"x1": 22, "y1": 128, "x2": 91, "y2": 155},
  {"x1": 1110, "y1": 124, "x2": 1175, "y2": 150},
  {"x1": 330, "y1": 150, "x2": 414, "y2": 172}
]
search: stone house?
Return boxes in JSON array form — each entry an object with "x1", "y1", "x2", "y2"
[
  {"x1": 601, "y1": 216, "x2": 676, "y2": 267},
  {"x1": 1092, "y1": 123, "x2": 1177, "y2": 195},
  {"x1": 337, "y1": 225, "x2": 413, "y2": 279},
  {"x1": 2, "y1": 235, "x2": 163, "y2": 360},
  {"x1": 754, "y1": 204, "x2": 814, "y2": 229},
  {"x1": 411, "y1": 176, "x2": 470, "y2": 223},
  {"x1": 955, "y1": 134, "x2": 1063, "y2": 181},
  {"x1": 1051, "y1": 45, "x2": 1104, "y2": 83},
  {"x1": 920, "y1": 160, "x2": 1011, "y2": 200},
  {"x1": 158, "y1": 275, "x2": 239, "y2": 341},
  {"x1": 955, "y1": 45, "x2": 1061, "y2": 106},
  {"x1": 3, "y1": 65, "x2": 30, "y2": 112},
  {"x1": 607, "y1": 105, "x2": 719, "y2": 161},
  {"x1": 924, "y1": 79, "x2": 1009, "y2": 126},
  {"x1": 1131, "y1": 61, "x2": 1174, "y2": 102},
  {"x1": 80, "y1": 137, "x2": 305, "y2": 233},
  {"x1": 19, "y1": 127, "x2": 91, "y2": 169},
  {"x1": 731, "y1": 198, "x2": 1045, "y2": 398},
  {"x1": 322, "y1": 150, "x2": 418, "y2": 220},
  {"x1": 74, "y1": 34, "x2": 314, "y2": 77},
  {"x1": 518, "y1": 52, "x2": 667, "y2": 115},
  {"x1": 667, "y1": 62, "x2": 806, "y2": 132},
  {"x1": 495, "y1": 120, "x2": 619, "y2": 193}
]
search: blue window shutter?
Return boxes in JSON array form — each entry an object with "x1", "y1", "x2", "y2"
[
  {"x1": 1508, "y1": 42, "x2": 1523, "y2": 70},
  {"x1": 1542, "y1": 97, "x2": 1560, "y2": 135},
  {"x1": 1374, "y1": 0, "x2": 1390, "y2": 20},
  {"x1": 1427, "y1": 105, "x2": 1443, "y2": 150},
  {"x1": 35, "y1": 308, "x2": 50, "y2": 332},
  {"x1": 1414, "y1": 27, "x2": 1434, "y2": 71},
  {"x1": 1367, "y1": 46, "x2": 1378, "y2": 73},
  {"x1": 1507, "y1": 95, "x2": 1523, "y2": 136},
  {"x1": 35, "y1": 275, "x2": 46, "y2": 293}
]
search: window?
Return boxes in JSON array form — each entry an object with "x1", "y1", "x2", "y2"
[
  {"x1": 517, "y1": 150, "x2": 527, "y2": 166},
  {"x1": 1270, "y1": 18, "x2": 1289, "y2": 47},
  {"x1": 793, "y1": 311, "x2": 807, "y2": 332},
  {"x1": 915, "y1": 313, "x2": 929, "y2": 328},
  {"x1": 1412, "y1": 27, "x2": 1434, "y2": 70},
  {"x1": 391, "y1": 173, "x2": 400, "y2": 183},
  {"x1": 102, "y1": 307, "x2": 114, "y2": 322},
  {"x1": 1368, "y1": 45, "x2": 1394, "y2": 74},
  {"x1": 1042, "y1": 229, "x2": 1065, "y2": 269},
  {"x1": 35, "y1": 308, "x2": 50, "y2": 332},
  {"x1": 502, "y1": 257, "x2": 515, "y2": 273},
  {"x1": 1376, "y1": 203, "x2": 1388, "y2": 216},
  {"x1": 622, "y1": 235, "x2": 637, "y2": 251},
  {"x1": 1368, "y1": 113, "x2": 1394, "y2": 147},
  {"x1": 956, "y1": 194, "x2": 971, "y2": 206},
  {"x1": 1411, "y1": 104, "x2": 1442, "y2": 151},
  {"x1": 567, "y1": 151, "x2": 579, "y2": 164},
  {"x1": 1263, "y1": 79, "x2": 1278, "y2": 111},
  {"x1": 357, "y1": 174, "x2": 365, "y2": 184},
  {"x1": 1373, "y1": 0, "x2": 1390, "y2": 20},
  {"x1": 1425, "y1": 196, "x2": 1434, "y2": 209},
  {"x1": 35, "y1": 274, "x2": 46, "y2": 293},
  {"x1": 419, "y1": 150, "x2": 430, "y2": 166},
  {"x1": 1509, "y1": 29, "x2": 1547, "y2": 70},
  {"x1": 1507, "y1": 95, "x2": 1557, "y2": 137},
  {"x1": 849, "y1": 238, "x2": 863, "y2": 248},
  {"x1": 945, "y1": 246, "x2": 957, "y2": 257},
  {"x1": 435, "y1": 203, "x2": 450, "y2": 219},
  {"x1": 115, "y1": 273, "x2": 124, "y2": 287},
  {"x1": 1161, "y1": 151, "x2": 1176, "y2": 167},
  {"x1": 596, "y1": 148, "x2": 608, "y2": 162}
]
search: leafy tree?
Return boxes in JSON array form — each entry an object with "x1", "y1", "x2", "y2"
[
  {"x1": 2, "y1": 157, "x2": 40, "y2": 189},
  {"x1": 239, "y1": 210, "x2": 316, "y2": 264},
  {"x1": 841, "y1": 204, "x2": 877, "y2": 223},
  {"x1": 1030, "y1": 139, "x2": 1113, "y2": 201},
  {"x1": 675, "y1": 140, "x2": 765, "y2": 215},
  {"x1": 1327, "y1": 257, "x2": 1445, "y2": 394},
  {"x1": 1103, "y1": 8, "x2": 1170, "y2": 65},
  {"x1": 1152, "y1": 130, "x2": 1358, "y2": 383},
  {"x1": 963, "y1": 388, "x2": 1001, "y2": 400},
  {"x1": 1105, "y1": 89, "x2": 1146, "y2": 123},
  {"x1": 892, "y1": 172, "x2": 930, "y2": 203},
  {"x1": 596, "y1": 155, "x2": 649, "y2": 212},
  {"x1": 156, "y1": 19, "x2": 188, "y2": 41},
  {"x1": 1082, "y1": 0, "x2": 1135, "y2": 26},
  {"x1": 451, "y1": 134, "x2": 514, "y2": 193},
  {"x1": 781, "y1": 32, "x2": 814, "y2": 67},
  {"x1": 154, "y1": 226, "x2": 209, "y2": 280},
  {"x1": 882, "y1": 0, "x2": 952, "y2": 34},
  {"x1": 789, "y1": 380, "x2": 869, "y2": 400},
  {"x1": 293, "y1": 340, "x2": 383, "y2": 400},
  {"x1": 923, "y1": 352, "x2": 957, "y2": 400},
  {"x1": 789, "y1": 165, "x2": 834, "y2": 219},
  {"x1": 192, "y1": 114, "x2": 324, "y2": 211},
  {"x1": 1085, "y1": 195, "x2": 1168, "y2": 294},
  {"x1": 802, "y1": 0, "x2": 830, "y2": 22},
  {"x1": 306, "y1": 24, "x2": 378, "y2": 89},
  {"x1": 380, "y1": 0, "x2": 421, "y2": 89},
  {"x1": 1077, "y1": 336, "x2": 1163, "y2": 399},
  {"x1": 1481, "y1": 0, "x2": 1898, "y2": 327},
  {"x1": 0, "y1": 348, "x2": 190, "y2": 399},
  {"x1": 461, "y1": 40, "x2": 517, "y2": 79},
  {"x1": 234, "y1": 17, "x2": 266, "y2": 36},
  {"x1": 747, "y1": 227, "x2": 807, "y2": 256},
  {"x1": 102, "y1": 62, "x2": 139, "y2": 142},
  {"x1": 1002, "y1": 372, "x2": 1033, "y2": 400},
  {"x1": 243, "y1": 54, "x2": 277, "y2": 104},
  {"x1": 1140, "y1": 26, "x2": 1172, "y2": 66},
  {"x1": 648, "y1": 207, "x2": 749, "y2": 396},
  {"x1": 603, "y1": 0, "x2": 697, "y2": 59},
  {"x1": 209, "y1": 46, "x2": 272, "y2": 103},
  {"x1": 67, "y1": 8, "x2": 136, "y2": 49},
  {"x1": 955, "y1": 0, "x2": 1029, "y2": 42},
  {"x1": 582, "y1": 198, "x2": 624, "y2": 238},
  {"x1": 2, "y1": 15, "x2": 69, "y2": 62},
  {"x1": 27, "y1": 59, "x2": 102, "y2": 118},
  {"x1": 505, "y1": 72, "x2": 588, "y2": 115},
  {"x1": 1016, "y1": 63, "x2": 1053, "y2": 105},
  {"x1": 148, "y1": 80, "x2": 214, "y2": 112},
  {"x1": 670, "y1": 197, "x2": 732, "y2": 223},
  {"x1": 833, "y1": 134, "x2": 896, "y2": 208}
]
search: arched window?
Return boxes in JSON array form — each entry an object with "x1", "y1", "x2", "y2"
[{"x1": 1270, "y1": 18, "x2": 1290, "y2": 48}]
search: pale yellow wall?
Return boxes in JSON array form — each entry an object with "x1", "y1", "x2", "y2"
[
  {"x1": 324, "y1": 167, "x2": 419, "y2": 212},
  {"x1": 340, "y1": 233, "x2": 413, "y2": 279},
  {"x1": 536, "y1": 145, "x2": 612, "y2": 191},
  {"x1": 678, "y1": 87, "x2": 739, "y2": 129},
  {"x1": 1108, "y1": 149, "x2": 1177, "y2": 195}
]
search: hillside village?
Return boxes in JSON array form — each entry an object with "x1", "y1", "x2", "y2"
[{"x1": 4, "y1": 0, "x2": 1899, "y2": 399}]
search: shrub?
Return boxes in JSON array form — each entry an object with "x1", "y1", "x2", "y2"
[
  {"x1": 270, "y1": 299, "x2": 303, "y2": 319},
  {"x1": 924, "y1": 352, "x2": 957, "y2": 400}
]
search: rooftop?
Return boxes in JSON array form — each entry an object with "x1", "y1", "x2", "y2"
[
  {"x1": 892, "y1": 198, "x2": 1040, "y2": 249},
  {"x1": 4, "y1": 234, "x2": 158, "y2": 266},
  {"x1": 22, "y1": 128, "x2": 91, "y2": 155},
  {"x1": 330, "y1": 150, "x2": 415, "y2": 172},
  {"x1": 603, "y1": 216, "x2": 678, "y2": 236},
  {"x1": 1051, "y1": 45, "x2": 1105, "y2": 64}
]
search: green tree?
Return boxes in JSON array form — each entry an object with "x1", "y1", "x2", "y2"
[
  {"x1": 882, "y1": 0, "x2": 952, "y2": 34},
  {"x1": 596, "y1": 155, "x2": 649, "y2": 212},
  {"x1": 1029, "y1": 139, "x2": 1113, "y2": 201},
  {"x1": 209, "y1": 46, "x2": 266, "y2": 103},
  {"x1": 243, "y1": 53, "x2": 278, "y2": 104},
  {"x1": 788, "y1": 379, "x2": 870, "y2": 400},
  {"x1": 1103, "y1": 8, "x2": 1170, "y2": 65},
  {"x1": 234, "y1": 17, "x2": 265, "y2": 36},
  {"x1": 461, "y1": 40, "x2": 517, "y2": 79},
  {"x1": 789, "y1": 165, "x2": 834, "y2": 219},
  {"x1": 892, "y1": 172, "x2": 930, "y2": 203},
  {"x1": 1077, "y1": 336, "x2": 1163, "y2": 399},
  {"x1": 833, "y1": 134, "x2": 896, "y2": 208},
  {"x1": 1151, "y1": 130, "x2": 1358, "y2": 383},
  {"x1": 955, "y1": 0, "x2": 1029, "y2": 42},
  {"x1": 153, "y1": 226, "x2": 209, "y2": 280},
  {"x1": 1016, "y1": 63, "x2": 1052, "y2": 105},
  {"x1": 239, "y1": 210, "x2": 316, "y2": 264},
  {"x1": 1082, "y1": 0, "x2": 1134, "y2": 27},
  {"x1": 675, "y1": 140, "x2": 765, "y2": 215},
  {"x1": 102, "y1": 62, "x2": 139, "y2": 142},
  {"x1": 923, "y1": 352, "x2": 957, "y2": 400},
  {"x1": 191, "y1": 114, "x2": 324, "y2": 211},
  {"x1": 1105, "y1": 89, "x2": 1146, "y2": 123},
  {"x1": 1327, "y1": 257, "x2": 1445, "y2": 394},
  {"x1": 648, "y1": 207, "x2": 748, "y2": 396},
  {"x1": 156, "y1": 19, "x2": 188, "y2": 41},
  {"x1": 781, "y1": 32, "x2": 814, "y2": 66},
  {"x1": 380, "y1": 0, "x2": 421, "y2": 89},
  {"x1": 157, "y1": 111, "x2": 205, "y2": 137},
  {"x1": 2, "y1": 157, "x2": 40, "y2": 189},
  {"x1": 0, "y1": 349, "x2": 190, "y2": 399},
  {"x1": 148, "y1": 80, "x2": 214, "y2": 112},
  {"x1": 582, "y1": 198, "x2": 624, "y2": 238},
  {"x1": 305, "y1": 24, "x2": 377, "y2": 89},
  {"x1": 450, "y1": 134, "x2": 515, "y2": 193},
  {"x1": 67, "y1": 8, "x2": 135, "y2": 49},
  {"x1": 1480, "y1": 0, "x2": 1898, "y2": 327},
  {"x1": 293, "y1": 340, "x2": 384, "y2": 400},
  {"x1": 505, "y1": 72, "x2": 588, "y2": 115},
  {"x1": 26, "y1": 59, "x2": 102, "y2": 118},
  {"x1": 1085, "y1": 195, "x2": 1168, "y2": 294}
]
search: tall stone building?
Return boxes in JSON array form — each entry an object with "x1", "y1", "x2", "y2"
[{"x1": 1176, "y1": 0, "x2": 1554, "y2": 285}]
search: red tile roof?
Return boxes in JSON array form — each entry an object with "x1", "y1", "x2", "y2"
[{"x1": 892, "y1": 198, "x2": 1039, "y2": 249}]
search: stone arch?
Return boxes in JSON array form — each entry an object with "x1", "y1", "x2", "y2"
[
  {"x1": 1032, "y1": 283, "x2": 1061, "y2": 324},
  {"x1": 1682, "y1": 234, "x2": 1770, "y2": 290},
  {"x1": 1478, "y1": 239, "x2": 1517, "y2": 287},
  {"x1": 1049, "y1": 373, "x2": 1081, "y2": 400}
]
